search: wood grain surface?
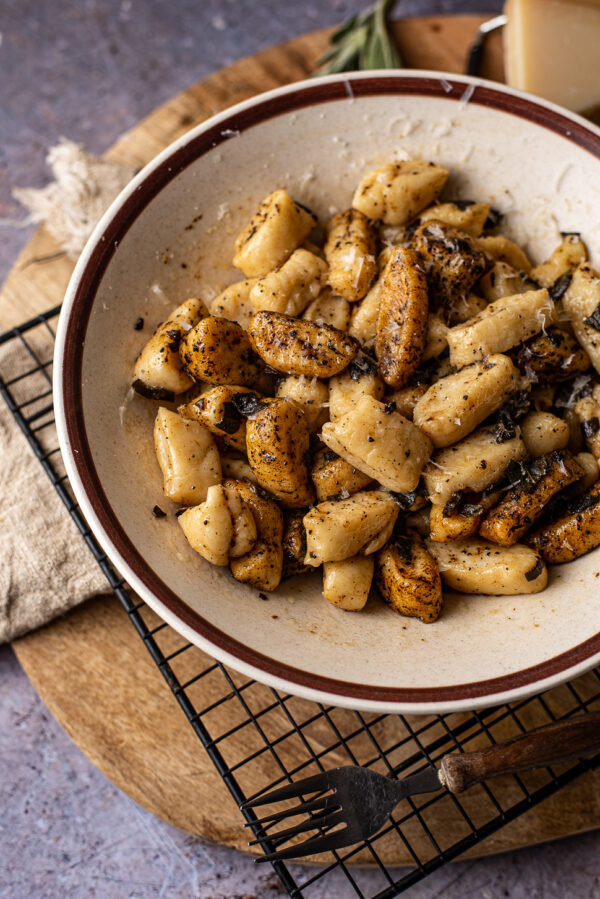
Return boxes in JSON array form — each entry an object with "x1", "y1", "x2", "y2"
[{"x1": 6, "y1": 16, "x2": 600, "y2": 865}]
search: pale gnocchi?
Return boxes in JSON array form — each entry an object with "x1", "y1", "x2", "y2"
[{"x1": 131, "y1": 158, "x2": 600, "y2": 621}]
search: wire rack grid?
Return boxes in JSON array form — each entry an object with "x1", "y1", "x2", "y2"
[{"x1": 1, "y1": 305, "x2": 600, "y2": 898}]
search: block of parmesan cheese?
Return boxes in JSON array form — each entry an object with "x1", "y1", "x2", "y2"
[{"x1": 504, "y1": 0, "x2": 600, "y2": 114}]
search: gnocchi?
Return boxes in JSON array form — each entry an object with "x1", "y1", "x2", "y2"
[
  {"x1": 303, "y1": 491, "x2": 399, "y2": 566},
  {"x1": 133, "y1": 297, "x2": 208, "y2": 399},
  {"x1": 248, "y1": 311, "x2": 359, "y2": 378},
  {"x1": 246, "y1": 397, "x2": 314, "y2": 508},
  {"x1": 423, "y1": 425, "x2": 527, "y2": 506},
  {"x1": 323, "y1": 556, "x2": 374, "y2": 611},
  {"x1": 348, "y1": 278, "x2": 383, "y2": 345},
  {"x1": 520, "y1": 411, "x2": 570, "y2": 458},
  {"x1": 413, "y1": 354, "x2": 520, "y2": 449},
  {"x1": 563, "y1": 263, "x2": 600, "y2": 375},
  {"x1": 180, "y1": 316, "x2": 259, "y2": 385},
  {"x1": 276, "y1": 375, "x2": 329, "y2": 432},
  {"x1": 178, "y1": 483, "x2": 257, "y2": 566},
  {"x1": 210, "y1": 279, "x2": 256, "y2": 330},
  {"x1": 226, "y1": 478, "x2": 284, "y2": 591},
  {"x1": 376, "y1": 534, "x2": 443, "y2": 622},
  {"x1": 250, "y1": 248, "x2": 328, "y2": 316},
  {"x1": 352, "y1": 160, "x2": 448, "y2": 225},
  {"x1": 412, "y1": 221, "x2": 488, "y2": 306},
  {"x1": 233, "y1": 189, "x2": 317, "y2": 277},
  {"x1": 311, "y1": 448, "x2": 373, "y2": 501},
  {"x1": 376, "y1": 246, "x2": 429, "y2": 389},
  {"x1": 303, "y1": 288, "x2": 350, "y2": 331},
  {"x1": 179, "y1": 385, "x2": 255, "y2": 453},
  {"x1": 328, "y1": 358, "x2": 385, "y2": 422},
  {"x1": 154, "y1": 407, "x2": 221, "y2": 505},
  {"x1": 447, "y1": 289, "x2": 556, "y2": 368},
  {"x1": 324, "y1": 208, "x2": 378, "y2": 302},
  {"x1": 426, "y1": 538, "x2": 548, "y2": 595},
  {"x1": 418, "y1": 201, "x2": 490, "y2": 238},
  {"x1": 321, "y1": 394, "x2": 433, "y2": 493},
  {"x1": 131, "y1": 162, "x2": 600, "y2": 626}
]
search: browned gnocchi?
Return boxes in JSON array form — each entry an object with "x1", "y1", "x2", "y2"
[{"x1": 132, "y1": 160, "x2": 600, "y2": 620}]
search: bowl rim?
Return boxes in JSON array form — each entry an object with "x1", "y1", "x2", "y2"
[{"x1": 54, "y1": 68, "x2": 600, "y2": 714}]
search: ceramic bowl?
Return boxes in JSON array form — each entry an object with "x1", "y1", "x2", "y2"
[{"x1": 54, "y1": 71, "x2": 600, "y2": 714}]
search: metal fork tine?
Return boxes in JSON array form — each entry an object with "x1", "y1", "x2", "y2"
[
  {"x1": 254, "y1": 824, "x2": 351, "y2": 863},
  {"x1": 240, "y1": 771, "x2": 330, "y2": 808},
  {"x1": 248, "y1": 809, "x2": 343, "y2": 848},
  {"x1": 243, "y1": 793, "x2": 336, "y2": 828}
]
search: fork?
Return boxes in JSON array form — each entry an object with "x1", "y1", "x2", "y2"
[{"x1": 241, "y1": 713, "x2": 600, "y2": 861}]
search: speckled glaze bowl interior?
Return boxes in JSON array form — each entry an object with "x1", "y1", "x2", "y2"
[{"x1": 54, "y1": 71, "x2": 600, "y2": 714}]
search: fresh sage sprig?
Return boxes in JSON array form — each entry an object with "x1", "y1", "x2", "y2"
[{"x1": 313, "y1": 0, "x2": 401, "y2": 76}]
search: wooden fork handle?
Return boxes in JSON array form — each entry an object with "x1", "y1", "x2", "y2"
[{"x1": 440, "y1": 713, "x2": 600, "y2": 794}]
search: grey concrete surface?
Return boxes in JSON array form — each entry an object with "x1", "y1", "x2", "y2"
[
  {"x1": 2, "y1": 641, "x2": 600, "y2": 899},
  {"x1": 1, "y1": 1, "x2": 600, "y2": 897},
  {"x1": 0, "y1": 0, "x2": 503, "y2": 287}
]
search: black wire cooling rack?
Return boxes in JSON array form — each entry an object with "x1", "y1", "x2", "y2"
[{"x1": 2, "y1": 304, "x2": 600, "y2": 898}]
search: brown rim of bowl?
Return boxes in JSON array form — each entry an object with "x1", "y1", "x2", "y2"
[{"x1": 62, "y1": 73, "x2": 600, "y2": 705}]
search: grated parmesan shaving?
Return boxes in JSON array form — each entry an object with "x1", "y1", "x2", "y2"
[
  {"x1": 554, "y1": 163, "x2": 572, "y2": 193},
  {"x1": 352, "y1": 255, "x2": 365, "y2": 289},
  {"x1": 432, "y1": 118, "x2": 453, "y2": 138},
  {"x1": 459, "y1": 83, "x2": 476, "y2": 108},
  {"x1": 427, "y1": 459, "x2": 451, "y2": 472},
  {"x1": 119, "y1": 385, "x2": 136, "y2": 427},
  {"x1": 150, "y1": 282, "x2": 168, "y2": 299}
]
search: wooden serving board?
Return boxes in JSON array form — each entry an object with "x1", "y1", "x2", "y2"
[{"x1": 6, "y1": 16, "x2": 600, "y2": 865}]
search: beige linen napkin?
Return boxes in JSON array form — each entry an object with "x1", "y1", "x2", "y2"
[
  {"x1": 0, "y1": 140, "x2": 134, "y2": 642},
  {"x1": 0, "y1": 338, "x2": 107, "y2": 642}
]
